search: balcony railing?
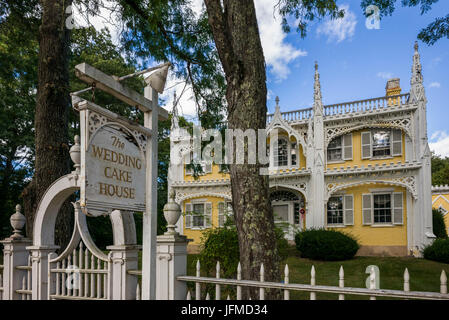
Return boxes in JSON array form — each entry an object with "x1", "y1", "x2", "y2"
[
  {"x1": 267, "y1": 107, "x2": 313, "y2": 123},
  {"x1": 267, "y1": 93, "x2": 411, "y2": 123},
  {"x1": 323, "y1": 93, "x2": 410, "y2": 116}
]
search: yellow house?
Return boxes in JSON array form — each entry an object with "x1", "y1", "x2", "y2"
[
  {"x1": 432, "y1": 185, "x2": 449, "y2": 234},
  {"x1": 169, "y1": 43, "x2": 436, "y2": 256}
]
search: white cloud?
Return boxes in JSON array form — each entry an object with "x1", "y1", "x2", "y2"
[
  {"x1": 159, "y1": 73, "x2": 198, "y2": 119},
  {"x1": 429, "y1": 82, "x2": 441, "y2": 89},
  {"x1": 430, "y1": 131, "x2": 449, "y2": 158},
  {"x1": 377, "y1": 72, "x2": 394, "y2": 80},
  {"x1": 73, "y1": 1, "x2": 122, "y2": 45},
  {"x1": 254, "y1": 0, "x2": 307, "y2": 81},
  {"x1": 316, "y1": 4, "x2": 357, "y2": 43}
]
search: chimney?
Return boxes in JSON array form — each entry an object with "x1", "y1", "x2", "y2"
[{"x1": 386, "y1": 78, "x2": 401, "y2": 96}]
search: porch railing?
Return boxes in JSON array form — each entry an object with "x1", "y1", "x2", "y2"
[{"x1": 178, "y1": 260, "x2": 449, "y2": 300}]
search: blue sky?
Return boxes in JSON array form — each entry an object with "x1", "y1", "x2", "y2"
[
  {"x1": 262, "y1": 0, "x2": 449, "y2": 156},
  {"x1": 74, "y1": 0, "x2": 449, "y2": 156}
]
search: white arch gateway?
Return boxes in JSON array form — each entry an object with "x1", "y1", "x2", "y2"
[{"x1": 23, "y1": 62, "x2": 169, "y2": 300}]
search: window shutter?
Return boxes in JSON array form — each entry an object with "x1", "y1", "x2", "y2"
[
  {"x1": 205, "y1": 202, "x2": 212, "y2": 228},
  {"x1": 392, "y1": 192, "x2": 404, "y2": 225},
  {"x1": 185, "y1": 203, "x2": 192, "y2": 228},
  {"x1": 361, "y1": 132, "x2": 372, "y2": 159},
  {"x1": 392, "y1": 129, "x2": 402, "y2": 156},
  {"x1": 343, "y1": 134, "x2": 353, "y2": 160},
  {"x1": 218, "y1": 202, "x2": 225, "y2": 227},
  {"x1": 362, "y1": 194, "x2": 373, "y2": 225},
  {"x1": 344, "y1": 195, "x2": 354, "y2": 225}
]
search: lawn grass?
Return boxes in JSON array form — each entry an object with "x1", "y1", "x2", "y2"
[{"x1": 187, "y1": 246, "x2": 449, "y2": 300}]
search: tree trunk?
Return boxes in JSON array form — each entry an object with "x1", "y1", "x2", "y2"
[
  {"x1": 22, "y1": 0, "x2": 73, "y2": 250},
  {"x1": 204, "y1": 0, "x2": 281, "y2": 299}
]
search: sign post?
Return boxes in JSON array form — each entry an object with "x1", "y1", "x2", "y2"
[
  {"x1": 73, "y1": 62, "x2": 169, "y2": 300},
  {"x1": 141, "y1": 83, "x2": 158, "y2": 300}
]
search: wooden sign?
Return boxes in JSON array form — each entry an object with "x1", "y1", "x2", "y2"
[{"x1": 75, "y1": 99, "x2": 149, "y2": 216}]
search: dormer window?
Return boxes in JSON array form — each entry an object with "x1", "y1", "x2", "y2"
[
  {"x1": 372, "y1": 130, "x2": 391, "y2": 157},
  {"x1": 327, "y1": 134, "x2": 353, "y2": 162},
  {"x1": 274, "y1": 138, "x2": 288, "y2": 167},
  {"x1": 291, "y1": 142, "x2": 297, "y2": 166},
  {"x1": 327, "y1": 136, "x2": 342, "y2": 161}
]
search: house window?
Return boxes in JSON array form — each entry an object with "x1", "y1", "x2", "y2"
[
  {"x1": 273, "y1": 204, "x2": 289, "y2": 222},
  {"x1": 327, "y1": 196, "x2": 344, "y2": 224},
  {"x1": 192, "y1": 203, "x2": 205, "y2": 227},
  {"x1": 327, "y1": 136, "x2": 342, "y2": 161},
  {"x1": 372, "y1": 130, "x2": 391, "y2": 157},
  {"x1": 274, "y1": 138, "x2": 288, "y2": 167},
  {"x1": 294, "y1": 203, "x2": 300, "y2": 224},
  {"x1": 291, "y1": 142, "x2": 297, "y2": 166},
  {"x1": 373, "y1": 194, "x2": 392, "y2": 223},
  {"x1": 218, "y1": 201, "x2": 234, "y2": 227}
]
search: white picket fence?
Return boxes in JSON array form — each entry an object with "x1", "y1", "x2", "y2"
[{"x1": 178, "y1": 260, "x2": 449, "y2": 300}]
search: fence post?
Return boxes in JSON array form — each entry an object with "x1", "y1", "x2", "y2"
[
  {"x1": 156, "y1": 190, "x2": 189, "y2": 300},
  {"x1": 441, "y1": 270, "x2": 447, "y2": 294},
  {"x1": 107, "y1": 209, "x2": 141, "y2": 300},
  {"x1": 339, "y1": 266, "x2": 345, "y2": 300},
  {"x1": 310, "y1": 265, "x2": 316, "y2": 300},
  {"x1": 0, "y1": 205, "x2": 32, "y2": 300},
  {"x1": 107, "y1": 245, "x2": 140, "y2": 299}
]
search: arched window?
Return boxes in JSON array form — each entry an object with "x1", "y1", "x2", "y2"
[{"x1": 274, "y1": 138, "x2": 288, "y2": 167}]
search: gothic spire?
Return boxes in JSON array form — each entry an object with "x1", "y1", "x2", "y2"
[
  {"x1": 313, "y1": 61, "x2": 323, "y2": 116},
  {"x1": 410, "y1": 41, "x2": 425, "y2": 103},
  {"x1": 171, "y1": 91, "x2": 180, "y2": 129},
  {"x1": 275, "y1": 96, "x2": 280, "y2": 114}
]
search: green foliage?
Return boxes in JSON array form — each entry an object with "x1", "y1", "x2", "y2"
[
  {"x1": 198, "y1": 224, "x2": 291, "y2": 279},
  {"x1": 295, "y1": 228, "x2": 359, "y2": 261},
  {"x1": 276, "y1": 0, "x2": 344, "y2": 37},
  {"x1": 274, "y1": 225, "x2": 290, "y2": 262},
  {"x1": 199, "y1": 227, "x2": 240, "y2": 279},
  {"x1": 432, "y1": 208, "x2": 448, "y2": 239},
  {"x1": 423, "y1": 239, "x2": 449, "y2": 264},
  {"x1": 361, "y1": 0, "x2": 448, "y2": 45},
  {"x1": 431, "y1": 153, "x2": 449, "y2": 186}
]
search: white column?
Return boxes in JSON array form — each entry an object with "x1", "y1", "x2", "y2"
[
  {"x1": 107, "y1": 245, "x2": 140, "y2": 300},
  {"x1": 27, "y1": 245, "x2": 59, "y2": 300},
  {"x1": 156, "y1": 234, "x2": 189, "y2": 300},
  {"x1": 0, "y1": 239, "x2": 32, "y2": 300},
  {"x1": 141, "y1": 85, "x2": 158, "y2": 300}
]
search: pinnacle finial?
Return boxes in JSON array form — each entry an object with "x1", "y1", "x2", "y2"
[
  {"x1": 275, "y1": 96, "x2": 280, "y2": 106},
  {"x1": 315, "y1": 61, "x2": 318, "y2": 72},
  {"x1": 414, "y1": 41, "x2": 419, "y2": 53},
  {"x1": 10, "y1": 204, "x2": 26, "y2": 239},
  {"x1": 169, "y1": 188, "x2": 176, "y2": 201}
]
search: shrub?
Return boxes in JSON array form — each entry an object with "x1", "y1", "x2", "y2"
[
  {"x1": 198, "y1": 225, "x2": 291, "y2": 278},
  {"x1": 432, "y1": 209, "x2": 448, "y2": 239},
  {"x1": 423, "y1": 239, "x2": 449, "y2": 264},
  {"x1": 295, "y1": 228, "x2": 359, "y2": 261},
  {"x1": 199, "y1": 227, "x2": 240, "y2": 278}
]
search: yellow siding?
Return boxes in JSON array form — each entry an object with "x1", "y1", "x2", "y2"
[
  {"x1": 327, "y1": 185, "x2": 408, "y2": 246},
  {"x1": 327, "y1": 129, "x2": 405, "y2": 170},
  {"x1": 184, "y1": 132, "x2": 307, "y2": 180},
  {"x1": 184, "y1": 164, "x2": 230, "y2": 181},
  {"x1": 183, "y1": 196, "x2": 226, "y2": 245},
  {"x1": 432, "y1": 194, "x2": 449, "y2": 232}
]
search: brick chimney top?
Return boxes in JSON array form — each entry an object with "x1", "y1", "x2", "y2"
[{"x1": 386, "y1": 78, "x2": 401, "y2": 96}]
